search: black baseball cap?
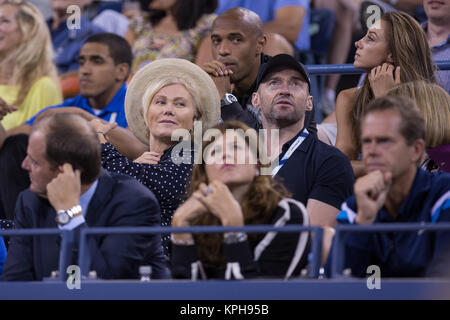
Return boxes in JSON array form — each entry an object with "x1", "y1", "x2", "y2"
[{"x1": 255, "y1": 54, "x2": 311, "y2": 91}]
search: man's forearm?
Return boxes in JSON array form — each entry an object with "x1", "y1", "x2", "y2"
[
  {"x1": 264, "y1": 23, "x2": 300, "y2": 44},
  {"x1": 264, "y1": 6, "x2": 305, "y2": 44}
]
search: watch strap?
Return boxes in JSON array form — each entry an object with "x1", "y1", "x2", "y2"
[
  {"x1": 56, "y1": 205, "x2": 82, "y2": 225},
  {"x1": 220, "y1": 93, "x2": 238, "y2": 107}
]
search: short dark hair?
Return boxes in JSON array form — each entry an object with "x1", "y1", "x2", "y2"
[
  {"x1": 84, "y1": 33, "x2": 133, "y2": 67},
  {"x1": 34, "y1": 114, "x2": 101, "y2": 185},
  {"x1": 141, "y1": 0, "x2": 217, "y2": 30},
  {"x1": 361, "y1": 96, "x2": 425, "y2": 145}
]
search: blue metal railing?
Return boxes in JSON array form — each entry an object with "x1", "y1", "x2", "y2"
[
  {"x1": 305, "y1": 60, "x2": 450, "y2": 75},
  {"x1": 3, "y1": 222, "x2": 450, "y2": 282},
  {"x1": 78, "y1": 225, "x2": 323, "y2": 279},
  {"x1": 331, "y1": 222, "x2": 450, "y2": 278}
]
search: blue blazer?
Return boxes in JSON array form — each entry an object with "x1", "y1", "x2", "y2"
[{"x1": 1, "y1": 170, "x2": 168, "y2": 281}]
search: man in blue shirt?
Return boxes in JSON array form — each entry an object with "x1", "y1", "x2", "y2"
[
  {"x1": 0, "y1": 33, "x2": 143, "y2": 221},
  {"x1": 48, "y1": 0, "x2": 104, "y2": 75},
  {"x1": 26, "y1": 32, "x2": 131, "y2": 129},
  {"x1": 329, "y1": 96, "x2": 450, "y2": 277}
]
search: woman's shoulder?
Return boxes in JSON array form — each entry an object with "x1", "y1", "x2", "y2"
[
  {"x1": 336, "y1": 87, "x2": 358, "y2": 114},
  {"x1": 31, "y1": 76, "x2": 59, "y2": 88},
  {"x1": 194, "y1": 13, "x2": 217, "y2": 31},
  {"x1": 129, "y1": 12, "x2": 151, "y2": 34},
  {"x1": 21, "y1": 76, "x2": 61, "y2": 103},
  {"x1": 28, "y1": 76, "x2": 62, "y2": 100},
  {"x1": 337, "y1": 87, "x2": 358, "y2": 103}
]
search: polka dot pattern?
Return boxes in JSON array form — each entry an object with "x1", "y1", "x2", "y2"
[
  {"x1": 101, "y1": 143, "x2": 193, "y2": 257},
  {"x1": 0, "y1": 219, "x2": 14, "y2": 230}
]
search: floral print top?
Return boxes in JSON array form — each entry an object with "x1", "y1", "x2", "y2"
[{"x1": 130, "y1": 13, "x2": 216, "y2": 72}]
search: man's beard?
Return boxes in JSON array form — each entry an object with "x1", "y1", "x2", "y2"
[{"x1": 267, "y1": 107, "x2": 303, "y2": 128}]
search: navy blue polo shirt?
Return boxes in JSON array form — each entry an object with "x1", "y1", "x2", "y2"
[
  {"x1": 275, "y1": 130, "x2": 354, "y2": 209},
  {"x1": 25, "y1": 83, "x2": 128, "y2": 128},
  {"x1": 331, "y1": 169, "x2": 450, "y2": 277}
]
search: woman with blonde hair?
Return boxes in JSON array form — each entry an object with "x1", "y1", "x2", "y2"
[
  {"x1": 171, "y1": 120, "x2": 312, "y2": 280},
  {"x1": 0, "y1": 0, "x2": 62, "y2": 130},
  {"x1": 386, "y1": 80, "x2": 450, "y2": 172},
  {"x1": 334, "y1": 11, "x2": 436, "y2": 176},
  {"x1": 91, "y1": 58, "x2": 221, "y2": 257}
]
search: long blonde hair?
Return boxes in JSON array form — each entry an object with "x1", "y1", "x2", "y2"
[
  {"x1": 353, "y1": 11, "x2": 436, "y2": 146},
  {"x1": 387, "y1": 81, "x2": 450, "y2": 148},
  {"x1": 0, "y1": 0, "x2": 58, "y2": 106}
]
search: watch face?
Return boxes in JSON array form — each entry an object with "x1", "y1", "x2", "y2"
[
  {"x1": 226, "y1": 93, "x2": 237, "y2": 103},
  {"x1": 56, "y1": 212, "x2": 70, "y2": 225}
]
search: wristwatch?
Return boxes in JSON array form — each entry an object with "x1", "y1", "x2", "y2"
[
  {"x1": 55, "y1": 205, "x2": 82, "y2": 225},
  {"x1": 220, "y1": 93, "x2": 238, "y2": 107}
]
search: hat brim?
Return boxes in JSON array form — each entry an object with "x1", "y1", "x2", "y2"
[
  {"x1": 125, "y1": 58, "x2": 221, "y2": 146},
  {"x1": 256, "y1": 54, "x2": 311, "y2": 90}
]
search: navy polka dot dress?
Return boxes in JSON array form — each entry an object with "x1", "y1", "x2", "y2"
[{"x1": 101, "y1": 142, "x2": 193, "y2": 257}]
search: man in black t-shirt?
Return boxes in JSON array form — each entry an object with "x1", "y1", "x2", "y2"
[{"x1": 252, "y1": 54, "x2": 354, "y2": 228}]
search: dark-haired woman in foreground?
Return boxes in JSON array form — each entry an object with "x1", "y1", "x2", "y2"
[{"x1": 171, "y1": 121, "x2": 311, "y2": 280}]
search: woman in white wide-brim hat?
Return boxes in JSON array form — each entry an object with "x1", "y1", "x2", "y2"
[{"x1": 93, "y1": 58, "x2": 220, "y2": 258}]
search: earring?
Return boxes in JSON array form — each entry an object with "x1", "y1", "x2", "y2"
[{"x1": 255, "y1": 169, "x2": 260, "y2": 176}]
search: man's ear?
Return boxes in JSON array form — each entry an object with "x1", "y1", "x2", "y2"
[
  {"x1": 256, "y1": 35, "x2": 267, "y2": 55},
  {"x1": 115, "y1": 63, "x2": 130, "y2": 82},
  {"x1": 305, "y1": 95, "x2": 313, "y2": 112},
  {"x1": 411, "y1": 138, "x2": 425, "y2": 164},
  {"x1": 252, "y1": 92, "x2": 261, "y2": 109}
]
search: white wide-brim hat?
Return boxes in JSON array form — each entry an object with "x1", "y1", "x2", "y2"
[{"x1": 125, "y1": 58, "x2": 221, "y2": 145}]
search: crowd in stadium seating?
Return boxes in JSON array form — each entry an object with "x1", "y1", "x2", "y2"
[{"x1": 0, "y1": 0, "x2": 449, "y2": 281}]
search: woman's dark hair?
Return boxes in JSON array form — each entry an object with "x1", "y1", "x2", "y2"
[
  {"x1": 188, "y1": 120, "x2": 290, "y2": 269},
  {"x1": 140, "y1": 0, "x2": 217, "y2": 30},
  {"x1": 351, "y1": 11, "x2": 435, "y2": 156}
]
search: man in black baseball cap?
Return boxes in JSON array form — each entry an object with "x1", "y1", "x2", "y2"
[
  {"x1": 252, "y1": 53, "x2": 354, "y2": 230},
  {"x1": 255, "y1": 53, "x2": 311, "y2": 91}
]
